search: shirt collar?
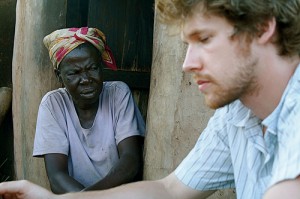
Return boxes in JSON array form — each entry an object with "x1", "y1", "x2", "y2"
[
  {"x1": 263, "y1": 64, "x2": 300, "y2": 135},
  {"x1": 227, "y1": 100, "x2": 261, "y2": 128}
]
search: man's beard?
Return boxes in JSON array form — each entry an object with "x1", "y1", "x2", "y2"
[{"x1": 194, "y1": 53, "x2": 259, "y2": 110}]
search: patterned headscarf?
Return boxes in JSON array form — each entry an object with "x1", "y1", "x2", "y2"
[{"x1": 43, "y1": 27, "x2": 117, "y2": 70}]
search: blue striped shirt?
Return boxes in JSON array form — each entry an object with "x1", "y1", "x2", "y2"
[{"x1": 175, "y1": 65, "x2": 300, "y2": 199}]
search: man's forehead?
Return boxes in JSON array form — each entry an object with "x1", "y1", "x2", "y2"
[
  {"x1": 181, "y1": 13, "x2": 213, "y2": 38},
  {"x1": 181, "y1": 12, "x2": 234, "y2": 39}
]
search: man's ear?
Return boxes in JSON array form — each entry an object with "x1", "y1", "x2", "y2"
[
  {"x1": 257, "y1": 17, "x2": 276, "y2": 44},
  {"x1": 54, "y1": 68, "x2": 63, "y2": 83}
]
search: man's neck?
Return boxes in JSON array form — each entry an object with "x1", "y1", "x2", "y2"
[{"x1": 241, "y1": 55, "x2": 299, "y2": 120}]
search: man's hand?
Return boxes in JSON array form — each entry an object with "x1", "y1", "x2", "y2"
[{"x1": 0, "y1": 180, "x2": 54, "y2": 199}]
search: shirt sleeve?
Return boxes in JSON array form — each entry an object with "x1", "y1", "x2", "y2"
[
  {"x1": 269, "y1": 101, "x2": 300, "y2": 187},
  {"x1": 175, "y1": 108, "x2": 235, "y2": 191},
  {"x1": 113, "y1": 82, "x2": 145, "y2": 144},
  {"x1": 32, "y1": 94, "x2": 69, "y2": 157}
]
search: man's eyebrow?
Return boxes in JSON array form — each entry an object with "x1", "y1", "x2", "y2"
[{"x1": 182, "y1": 29, "x2": 207, "y2": 41}]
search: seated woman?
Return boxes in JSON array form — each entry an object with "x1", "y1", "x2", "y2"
[{"x1": 33, "y1": 27, "x2": 145, "y2": 194}]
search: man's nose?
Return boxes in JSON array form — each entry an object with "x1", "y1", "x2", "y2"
[{"x1": 182, "y1": 45, "x2": 203, "y2": 73}]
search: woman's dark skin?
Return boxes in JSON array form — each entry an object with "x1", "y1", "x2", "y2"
[{"x1": 44, "y1": 43, "x2": 143, "y2": 194}]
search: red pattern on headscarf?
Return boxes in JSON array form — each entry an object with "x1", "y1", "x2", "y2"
[{"x1": 43, "y1": 27, "x2": 117, "y2": 70}]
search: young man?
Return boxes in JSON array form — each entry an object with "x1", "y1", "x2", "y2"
[{"x1": 0, "y1": 0, "x2": 299, "y2": 199}]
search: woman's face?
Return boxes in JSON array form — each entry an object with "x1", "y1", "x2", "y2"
[{"x1": 57, "y1": 43, "x2": 104, "y2": 108}]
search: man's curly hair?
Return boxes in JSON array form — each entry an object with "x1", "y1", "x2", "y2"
[{"x1": 156, "y1": 0, "x2": 300, "y2": 57}]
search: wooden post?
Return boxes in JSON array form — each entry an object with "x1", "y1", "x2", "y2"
[
  {"x1": 12, "y1": 0, "x2": 66, "y2": 188},
  {"x1": 144, "y1": 6, "x2": 236, "y2": 199}
]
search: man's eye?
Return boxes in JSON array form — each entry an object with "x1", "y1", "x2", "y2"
[{"x1": 199, "y1": 36, "x2": 210, "y2": 43}]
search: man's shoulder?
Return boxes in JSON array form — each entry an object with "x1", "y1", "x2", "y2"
[
  {"x1": 275, "y1": 75, "x2": 300, "y2": 127},
  {"x1": 278, "y1": 93, "x2": 300, "y2": 130}
]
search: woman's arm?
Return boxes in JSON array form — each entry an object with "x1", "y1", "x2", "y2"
[
  {"x1": 84, "y1": 136, "x2": 143, "y2": 191},
  {"x1": 44, "y1": 153, "x2": 84, "y2": 193}
]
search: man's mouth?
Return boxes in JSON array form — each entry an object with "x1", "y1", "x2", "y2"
[{"x1": 196, "y1": 80, "x2": 210, "y2": 92}]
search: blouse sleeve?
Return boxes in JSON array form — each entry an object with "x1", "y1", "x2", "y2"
[
  {"x1": 33, "y1": 94, "x2": 69, "y2": 157},
  {"x1": 113, "y1": 82, "x2": 145, "y2": 144}
]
